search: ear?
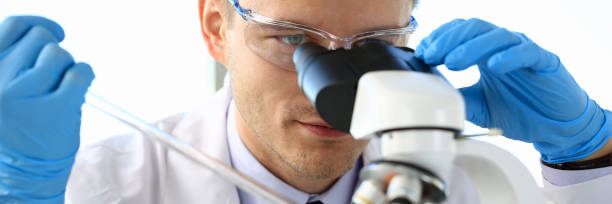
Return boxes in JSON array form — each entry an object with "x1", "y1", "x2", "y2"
[{"x1": 199, "y1": 0, "x2": 227, "y2": 64}]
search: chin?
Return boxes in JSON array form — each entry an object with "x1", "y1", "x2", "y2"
[
  {"x1": 292, "y1": 152, "x2": 360, "y2": 180},
  {"x1": 293, "y1": 139, "x2": 365, "y2": 169}
]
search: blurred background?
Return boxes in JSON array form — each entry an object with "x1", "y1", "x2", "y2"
[{"x1": 1, "y1": 0, "x2": 611, "y2": 186}]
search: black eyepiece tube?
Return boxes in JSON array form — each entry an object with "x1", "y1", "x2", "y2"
[
  {"x1": 293, "y1": 39, "x2": 433, "y2": 133},
  {"x1": 293, "y1": 43, "x2": 328, "y2": 73}
]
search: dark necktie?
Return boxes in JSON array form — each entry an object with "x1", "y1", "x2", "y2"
[{"x1": 306, "y1": 201, "x2": 323, "y2": 204}]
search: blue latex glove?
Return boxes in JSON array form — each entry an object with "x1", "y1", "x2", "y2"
[
  {"x1": 0, "y1": 16, "x2": 94, "y2": 203},
  {"x1": 415, "y1": 18, "x2": 612, "y2": 163}
]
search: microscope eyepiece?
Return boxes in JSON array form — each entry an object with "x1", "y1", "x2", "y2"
[
  {"x1": 293, "y1": 42, "x2": 327, "y2": 73},
  {"x1": 293, "y1": 39, "x2": 433, "y2": 132}
]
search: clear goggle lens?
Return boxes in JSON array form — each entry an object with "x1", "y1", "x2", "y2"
[{"x1": 244, "y1": 23, "x2": 410, "y2": 71}]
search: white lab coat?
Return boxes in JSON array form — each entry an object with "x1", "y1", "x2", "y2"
[{"x1": 66, "y1": 86, "x2": 612, "y2": 204}]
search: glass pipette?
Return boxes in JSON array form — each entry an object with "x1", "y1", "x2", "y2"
[{"x1": 85, "y1": 92, "x2": 293, "y2": 204}]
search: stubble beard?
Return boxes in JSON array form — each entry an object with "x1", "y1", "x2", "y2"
[
  {"x1": 233, "y1": 88, "x2": 360, "y2": 181},
  {"x1": 255, "y1": 118, "x2": 360, "y2": 181}
]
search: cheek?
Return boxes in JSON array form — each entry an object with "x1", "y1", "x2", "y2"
[
  {"x1": 228, "y1": 41, "x2": 302, "y2": 114},
  {"x1": 226, "y1": 23, "x2": 299, "y2": 98},
  {"x1": 226, "y1": 26, "x2": 306, "y2": 132}
]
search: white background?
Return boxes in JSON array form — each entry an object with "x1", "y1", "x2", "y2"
[{"x1": 2, "y1": 0, "x2": 611, "y2": 187}]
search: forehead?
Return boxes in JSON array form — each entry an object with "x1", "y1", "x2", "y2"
[{"x1": 238, "y1": 0, "x2": 414, "y2": 35}]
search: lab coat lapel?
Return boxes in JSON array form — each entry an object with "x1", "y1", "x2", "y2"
[{"x1": 163, "y1": 86, "x2": 240, "y2": 204}]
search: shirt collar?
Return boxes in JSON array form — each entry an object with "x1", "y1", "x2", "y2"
[{"x1": 227, "y1": 100, "x2": 360, "y2": 204}]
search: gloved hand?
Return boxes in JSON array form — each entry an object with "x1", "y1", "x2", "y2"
[
  {"x1": 415, "y1": 18, "x2": 612, "y2": 163},
  {"x1": 0, "y1": 16, "x2": 94, "y2": 203}
]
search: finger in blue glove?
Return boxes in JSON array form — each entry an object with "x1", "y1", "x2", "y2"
[
  {"x1": 0, "y1": 16, "x2": 94, "y2": 203},
  {"x1": 416, "y1": 18, "x2": 612, "y2": 163},
  {"x1": 0, "y1": 16, "x2": 65, "y2": 52}
]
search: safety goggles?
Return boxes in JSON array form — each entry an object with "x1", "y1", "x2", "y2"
[{"x1": 228, "y1": 0, "x2": 418, "y2": 71}]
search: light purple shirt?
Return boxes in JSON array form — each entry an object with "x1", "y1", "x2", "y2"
[
  {"x1": 542, "y1": 163, "x2": 612, "y2": 186},
  {"x1": 227, "y1": 100, "x2": 360, "y2": 204}
]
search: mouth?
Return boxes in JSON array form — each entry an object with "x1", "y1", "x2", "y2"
[{"x1": 295, "y1": 120, "x2": 348, "y2": 139}]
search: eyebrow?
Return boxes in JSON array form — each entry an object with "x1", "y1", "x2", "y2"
[
  {"x1": 273, "y1": 16, "x2": 411, "y2": 34},
  {"x1": 254, "y1": 23, "x2": 304, "y2": 32},
  {"x1": 251, "y1": 18, "x2": 410, "y2": 37}
]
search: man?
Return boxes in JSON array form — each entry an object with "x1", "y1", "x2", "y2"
[{"x1": 0, "y1": 0, "x2": 611, "y2": 203}]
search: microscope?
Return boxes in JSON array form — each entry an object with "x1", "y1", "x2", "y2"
[
  {"x1": 293, "y1": 40, "x2": 549, "y2": 204},
  {"x1": 87, "y1": 39, "x2": 552, "y2": 204}
]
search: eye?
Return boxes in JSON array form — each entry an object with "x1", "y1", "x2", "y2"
[{"x1": 277, "y1": 34, "x2": 307, "y2": 46}]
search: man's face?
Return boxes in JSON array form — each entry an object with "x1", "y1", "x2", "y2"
[{"x1": 224, "y1": 0, "x2": 413, "y2": 182}]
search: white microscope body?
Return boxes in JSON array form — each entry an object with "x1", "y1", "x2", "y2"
[{"x1": 350, "y1": 71, "x2": 549, "y2": 204}]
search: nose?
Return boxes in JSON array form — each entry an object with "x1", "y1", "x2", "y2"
[{"x1": 324, "y1": 39, "x2": 353, "y2": 50}]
